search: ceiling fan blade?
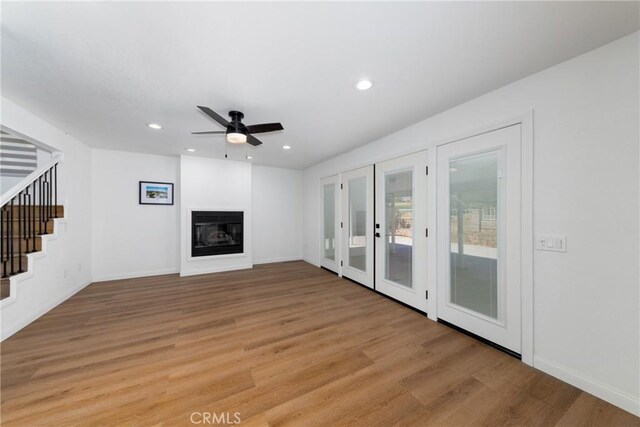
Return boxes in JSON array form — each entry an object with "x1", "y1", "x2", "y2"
[
  {"x1": 197, "y1": 106, "x2": 229, "y2": 127},
  {"x1": 246, "y1": 123, "x2": 284, "y2": 134},
  {"x1": 191, "y1": 131, "x2": 226, "y2": 134},
  {"x1": 247, "y1": 134, "x2": 263, "y2": 146}
]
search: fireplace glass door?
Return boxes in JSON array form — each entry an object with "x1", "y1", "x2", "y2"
[{"x1": 192, "y1": 211, "x2": 244, "y2": 257}]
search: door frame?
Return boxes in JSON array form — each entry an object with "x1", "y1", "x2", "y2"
[
  {"x1": 436, "y1": 126, "x2": 521, "y2": 353},
  {"x1": 319, "y1": 174, "x2": 341, "y2": 274},
  {"x1": 374, "y1": 150, "x2": 429, "y2": 312},
  {"x1": 427, "y1": 111, "x2": 533, "y2": 365}
]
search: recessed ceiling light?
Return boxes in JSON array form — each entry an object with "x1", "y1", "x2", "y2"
[
  {"x1": 246, "y1": 155, "x2": 253, "y2": 160},
  {"x1": 282, "y1": 145, "x2": 291, "y2": 150},
  {"x1": 356, "y1": 79, "x2": 373, "y2": 90},
  {"x1": 186, "y1": 148, "x2": 196, "y2": 152},
  {"x1": 147, "y1": 123, "x2": 162, "y2": 130}
]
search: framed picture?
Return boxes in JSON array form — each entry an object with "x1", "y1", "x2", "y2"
[{"x1": 139, "y1": 181, "x2": 174, "y2": 205}]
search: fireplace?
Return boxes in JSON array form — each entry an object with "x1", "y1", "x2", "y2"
[{"x1": 191, "y1": 211, "x2": 244, "y2": 257}]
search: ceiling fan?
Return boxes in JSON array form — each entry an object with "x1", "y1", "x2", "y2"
[{"x1": 191, "y1": 106, "x2": 283, "y2": 146}]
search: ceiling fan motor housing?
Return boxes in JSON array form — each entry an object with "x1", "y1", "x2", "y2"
[
  {"x1": 228, "y1": 110, "x2": 244, "y2": 122},
  {"x1": 227, "y1": 111, "x2": 247, "y2": 135}
]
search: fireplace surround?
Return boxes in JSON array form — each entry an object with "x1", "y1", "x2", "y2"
[{"x1": 191, "y1": 210, "x2": 244, "y2": 257}]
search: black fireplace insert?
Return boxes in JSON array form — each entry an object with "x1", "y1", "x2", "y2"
[{"x1": 191, "y1": 211, "x2": 244, "y2": 257}]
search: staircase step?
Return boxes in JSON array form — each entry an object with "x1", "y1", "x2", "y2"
[
  {"x1": 1, "y1": 213, "x2": 64, "y2": 221},
  {"x1": 3, "y1": 220, "x2": 55, "y2": 234},
  {"x1": 0, "y1": 204, "x2": 63, "y2": 283},
  {"x1": 0, "y1": 278, "x2": 9, "y2": 300},
  {"x1": 3, "y1": 205, "x2": 64, "y2": 217},
  {"x1": 1, "y1": 255, "x2": 28, "y2": 276},
  {"x1": 3, "y1": 217, "x2": 57, "y2": 223},
  {"x1": 6, "y1": 237, "x2": 43, "y2": 252},
  {"x1": 1, "y1": 252, "x2": 29, "y2": 260}
]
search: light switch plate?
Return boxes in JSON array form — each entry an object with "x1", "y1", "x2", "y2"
[{"x1": 535, "y1": 234, "x2": 567, "y2": 252}]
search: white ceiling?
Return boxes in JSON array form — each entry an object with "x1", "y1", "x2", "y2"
[{"x1": 2, "y1": 2, "x2": 638, "y2": 169}]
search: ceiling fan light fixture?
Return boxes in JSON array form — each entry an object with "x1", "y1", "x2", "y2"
[{"x1": 226, "y1": 132, "x2": 247, "y2": 144}]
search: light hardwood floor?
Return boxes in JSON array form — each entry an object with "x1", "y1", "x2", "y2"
[{"x1": 1, "y1": 261, "x2": 637, "y2": 426}]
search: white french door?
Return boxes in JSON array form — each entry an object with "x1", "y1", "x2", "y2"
[
  {"x1": 375, "y1": 151, "x2": 428, "y2": 312},
  {"x1": 320, "y1": 175, "x2": 341, "y2": 273},
  {"x1": 341, "y1": 166, "x2": 374, "y2": 288},
  {"x1": 437, "y1": 125, "x2": 522, "y2": 353}
]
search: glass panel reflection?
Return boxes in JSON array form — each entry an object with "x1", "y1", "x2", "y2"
[
  {"x1": 449, "y1": 151, "x2": 500, "y2": 319},
  {"x1": 323, "y1": 183, "x2": 335, "y2": 260},
  {"x1": 348, "y1": 177, "x2": 367, "y2": 271},
  {"x1": 384, "y1": 170, "x2": 413, "y2": 287}
]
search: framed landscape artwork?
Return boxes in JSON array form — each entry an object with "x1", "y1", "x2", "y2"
[{"x1": 139, "y1": 181, "x2": 174, "y2": 205}]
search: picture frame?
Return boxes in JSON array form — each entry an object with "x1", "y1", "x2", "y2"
[{"x1": 139, "y1": 181, "x2": 174, "y2": 205}]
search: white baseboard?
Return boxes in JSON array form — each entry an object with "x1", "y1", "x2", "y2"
[
  {"x1": 92, "y1": 268, "x2": 179, "y2": 283},
  {"x1": 302, "y1": 257, "x2": 320, "y2": 267},
  {"x1": 534, "y1": 356, "x2": 640, "y2": 416},
  {"x1": 253, "y1": 256, "x2": 302, "y2": 265},
  {"x1": 179, "y1": 264, "x2": 253, "y2": 277},
  {"x1": 1, "y1": 279, "x2": 92, "y2": 341}
]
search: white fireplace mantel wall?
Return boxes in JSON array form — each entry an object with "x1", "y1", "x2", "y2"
[
  {"x1": 180, "y1": 155, "x2": 253, "y2": 276},
  {"x1": 91, "y1": 150, "x2": 302, "y2": 282}
]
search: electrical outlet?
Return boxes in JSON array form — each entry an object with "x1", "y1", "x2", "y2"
[{"x1": 535, "y1": 234, "x2": 567, "y2": 252}]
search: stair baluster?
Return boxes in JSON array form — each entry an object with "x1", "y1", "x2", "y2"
[
  {"x1": 54, "y1": 164, "x2": 58, "y2": 217},
  {"x1": 17, "y1": 191, "x2": 23, "y2": 273},
  {"x1": 32, "y1": 180, "x2": 37, "y2": 252},
  {"x1": 9, "y1": 199, "x2": 14, "y2": 275},
  {"x1": 1, "y1": 204, "x2": 5, "y2": 277}
]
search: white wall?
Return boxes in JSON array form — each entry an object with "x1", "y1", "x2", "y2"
[
  {"x1": 91, "y1": 149, "x2": 179, "y2": 281},
  {"x1": 37, "y1": 147, "x2": 52, "y2": 166},
  {"x1": 92, "y1": 151, "x2": 301, "y2": 279},
  {"x1": 252, "y1": 165, "x2": 303, "y2": 264},
  {"x1": 1, "y1": 97, "x2": 93, "y2": 339},
  {"x1": 0, "y1": 146, "x2": 53, "y2": 195},
  {"x1": 1, "y1": 176, "x2": 22, "y2": 194},
  {"x1": 303, "y1": 32, "x2": 639, "y2": 414},
  {"x1": 180, "y1": 156, "x2": 252, "y2": 276}
]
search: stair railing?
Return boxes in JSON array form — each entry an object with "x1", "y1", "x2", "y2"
[{"x1": 1, "y1": 157, "x2": 61, "y2": 278}]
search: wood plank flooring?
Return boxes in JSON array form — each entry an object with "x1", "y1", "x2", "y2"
[{"x1": 1, "y1": 261, "x2": 637, "y2": 426}]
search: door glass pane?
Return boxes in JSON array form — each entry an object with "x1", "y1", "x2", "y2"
[
  {"x1": 449, "y1": 151, "x2": 500, "y2": 319},
  {"x1": 348, "y1": 177, "x2": 367, "y2": 271},
  {"x1": 385, "y1": 170, "x2": 413, "y2": 287},
  {"x1": 323, "y1": 183, "x2": 335, "y2": 260}
]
